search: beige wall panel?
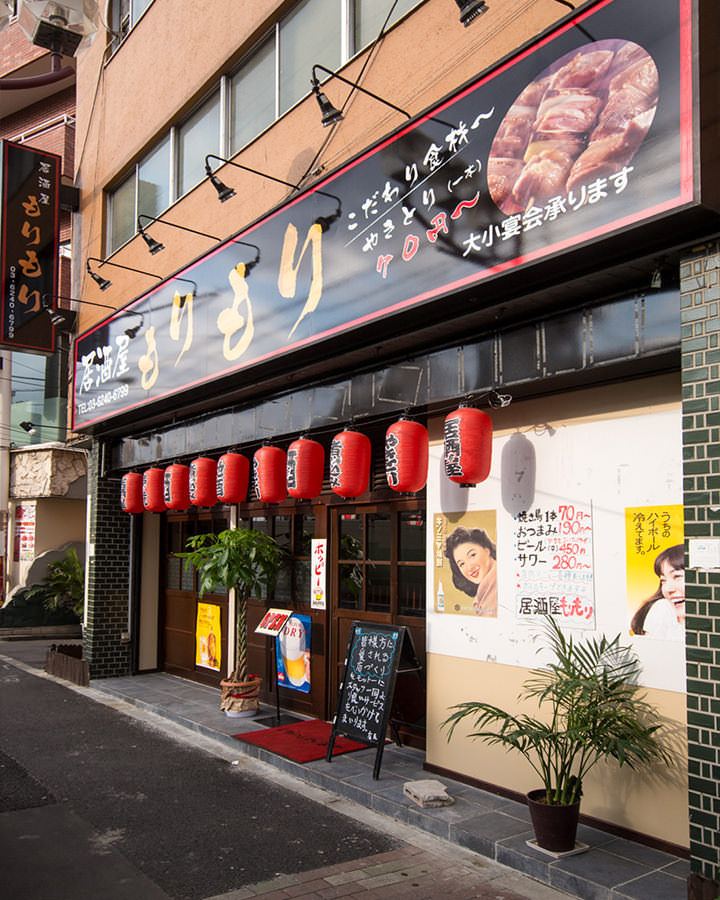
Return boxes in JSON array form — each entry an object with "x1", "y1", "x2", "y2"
[{"x1": 426, "y1": 652, "x2": 689, "y2": 848}]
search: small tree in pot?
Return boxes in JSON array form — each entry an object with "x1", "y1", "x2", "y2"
[
  {"x1": 179, "y1": 528, "x2": 282, "y2": 716},
  {"x1": 442, "y1": 617, "x2": 672, "y2": 853}
]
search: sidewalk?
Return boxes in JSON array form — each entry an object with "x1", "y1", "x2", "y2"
[{"x1": 1, "y1": 639, "x2": 689, "y2": 900}]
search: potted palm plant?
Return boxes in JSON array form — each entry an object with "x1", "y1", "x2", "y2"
[
  {"x1": 442, "y1": 616, "x2": 672, "y2": 853},
  {"x1": 179, "y1": 528, "x2": 283, "y2": 717}
]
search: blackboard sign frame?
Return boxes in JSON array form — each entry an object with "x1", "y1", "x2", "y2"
[{"x1": 326, "y1": 621, "x2": 420, "y2": 779}]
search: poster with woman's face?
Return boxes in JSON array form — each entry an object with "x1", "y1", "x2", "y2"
[
  {"x1": 433, "y1": 511, "x2": 498, "y2": 617},
  {"x1": 626, "y1": 505, "x2": 684, "y2": 639}
]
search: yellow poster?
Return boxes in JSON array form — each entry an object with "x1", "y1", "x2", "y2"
[
  {"x1": 433, "y1": 510, "x2": 498, "y2": 617},
  {"x1": 196, "y1": 602, "x2": 221, "y2": 670},
  {"x1": 625, "y1": 505, "x2": 684, "y2": 639}
]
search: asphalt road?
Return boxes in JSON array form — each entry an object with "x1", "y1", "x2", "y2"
[{"x1": 0, "y1": 660, "x2": 400, "y2": 900}]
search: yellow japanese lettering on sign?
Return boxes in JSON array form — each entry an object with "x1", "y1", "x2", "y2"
[
  {"x1": 22, "y1": 195, "x2": 41, "y2": 217},
  {"x1": 21, "y1": 221, "x2": 41, "y2": 245},
  {"x1": 17, "y1": 249, "x2": 42, "y2": 277},
  {"x1": 278, "y1": 221, "x2": 323, "y2": 339},
  {"x1": 139, "y1": 325, "x2": 160, "y2": 390},
  {"x1": 217, "y1": 262, "x2": 254, "y2": 361},
  {"x1": 17, "y1": 285, "x2": 41, "y2": 312},
  {"x1": 170, "y1": 290, "x2": 194, "y2": 366}
]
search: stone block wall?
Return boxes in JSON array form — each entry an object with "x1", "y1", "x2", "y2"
[
  {"x1": 681, "y1": 240, "x2": 720, "y2": 893},
  {"x1": 82, "y1": 444, "x2": 131, "y2": 678}
]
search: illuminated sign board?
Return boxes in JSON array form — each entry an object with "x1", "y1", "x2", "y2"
[
  {"x1": 74, "y1": 0, "x2": 692, "y2": 429},
  {"x1": 1, "y1": 141, "x2": 59, "y2": 354}
]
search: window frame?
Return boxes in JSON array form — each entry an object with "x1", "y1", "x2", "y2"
[{"x1": 106, "y1": 0, "x2": 422, "y2": 254}]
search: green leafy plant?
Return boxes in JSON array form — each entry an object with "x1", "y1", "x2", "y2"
[
  {"x1": 177, "y1": 528, "x2": 282, "y2": 683},
  {"x1": 443, "y1": 616, "x2": 672, "y2": 806},
  {"x1": 25, "y1": 548, "x2": 84, "y2": 619}
]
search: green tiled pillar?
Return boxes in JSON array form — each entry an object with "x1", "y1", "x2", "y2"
[
  {"x1": 82, "y1": 442, "x2": 132, "y2": 678},
  {"x1": 681, "y1": 241, "x2": 720, "y2": 897}
]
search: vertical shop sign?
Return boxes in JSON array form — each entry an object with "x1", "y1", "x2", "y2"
[
  {"x1": 14, "y1": 502, "x2": 37, "y2": 561},
  {"x1": 0, "y1": 141, "x2": 59, "y2": 354},
  {"x1": 513, "y1": 502, "x2": 595, "y2": 628},
  {"x1": 310, "y1": 539, "x2": 327, "y2": 610},
  {"x1": 196, "y1": 602, "x2": 221, "y2": 671}
]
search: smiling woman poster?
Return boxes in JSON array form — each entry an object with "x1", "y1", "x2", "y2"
[
  {"x1": 625, "y1": 505, "x2": 684, "y2": 640},
  {"x1": 433, "y1": 511, "x2": 498, "y2": 617}
]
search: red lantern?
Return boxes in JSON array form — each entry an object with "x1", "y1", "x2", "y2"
[
  {"x1": 164, "y1": 463, "x2": 191, "y2": 511},
  {"x1": 287, "y1": 437, "x2": 324, "y2": 500},
  {"x1": 444, "y1": 406, "x2": 493, "y2": 487},
  {"x1": 385, "y1": 418, "x2": 428, "y2": 493},
  {"x1": 253, "y1": 445, "x2": 287, "y2": 503},
  {"x1": 189, "y1": 457, "x2": 217, "y2": 507},
  {"x1": 216, "y1": 452, "x2": 249, "y2": 504},
  {"x1": 329, "y1": 429, "x2": 371, "y2": 498},
  {"x1": 120, "y1": 472, "x2": 144, "y2": 514},
  {"x1": 143, "y1": 467, "x2": 167, "y2": 513}
]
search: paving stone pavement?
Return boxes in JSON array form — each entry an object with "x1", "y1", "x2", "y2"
[{"x1": 204, "y1": 845, "x2": 568, "y2": 899}]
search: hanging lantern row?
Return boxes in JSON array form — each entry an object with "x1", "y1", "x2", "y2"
[{"x1": 120, "y1": 407, "x2": 491, "y2": 513}]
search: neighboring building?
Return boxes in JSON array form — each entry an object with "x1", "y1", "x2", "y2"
[
  {"x1": 0, "y1": 1, "x2": 86, "y2": 604},
  {"x1": 65, "y1": 0, "x2": 720, "y2": 892}
]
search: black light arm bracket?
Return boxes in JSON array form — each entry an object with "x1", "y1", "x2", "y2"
[
  {"x1": 204, "y1": 154, "x2": 301, "y2": 203},
  {"x1": 137, "y1": 214, "x2": 222, "y2": 254},
  {"x1": 137, "y1": 214, "x2": 261, "y2": 271},
  {"x1": 311, "y1": 63, "x2": 410, "y2": 128},
  {"x1": 86, "y1": 257, "x2": 163, "y2": 291},
  {"x1": 454, "y1": 0, "x2": 489, "y2": 27}
]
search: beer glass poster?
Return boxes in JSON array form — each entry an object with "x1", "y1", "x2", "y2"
[{"x1": 276, "y1": 614, "x2": 311, "y2": 693}]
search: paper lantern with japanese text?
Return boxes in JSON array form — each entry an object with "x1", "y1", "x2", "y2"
[
  {"x1": 253, "y1": 445, "x2": 287, "y2": 503},
  {"x1": 329, "y1": 429, "x2": 371, "y2": 498},
  {"x1": 216, "y1": 452, "x2": 249, "y2": 504},
  {"x1": 385, "y1": 418, "x2": 428, "y2": 493},
  {"x1": 287, "y1": 437, "x2": 324, "y2": 500},
  {"x1": 120, "y1": 472, "x2": 144, "y2": 514},
  {"x1": 444, "y1": 406, "x2": 492, "y2": 487},
  {"x1": 143, "y1": 467, "x2": 167, "y2": 513},
  {"x1": 189, "y1": 457, "x2": 217, "y2": 507},
  {"x1": 164, "y1": 463, "x2": 191, "y2": 511}
]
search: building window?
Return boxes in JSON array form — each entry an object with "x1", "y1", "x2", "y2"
[
  {"x1": 230, "y1": 37, "x2": 276, "y2": 154},
  {"x1": 110, "y1": 0, "x2": 154, "y2": 48},
  {"x1": 106, "y1": 0, "x2": 422, "y2": 253},
  {"x1": 353, "y1": 0, "x2": 419, "y2": 50},
  {"x1": 278, "y1": 0, "x2": 342, "y2": 115},
  {"x1": 177, "y1": 92, "x2": 220, "y2": 197}
]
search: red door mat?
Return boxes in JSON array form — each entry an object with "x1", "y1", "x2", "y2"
[{"x1": 234, "y1": 719, "x2": 370, "y2": 763}]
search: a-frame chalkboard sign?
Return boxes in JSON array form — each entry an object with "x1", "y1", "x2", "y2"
[{"x1": 326, "y1": 621, "x2": 421, "y2": 779}]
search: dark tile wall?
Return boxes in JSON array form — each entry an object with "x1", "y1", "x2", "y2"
[
  {"x1": 680, "y1": 241, "x2": 720, "y2": 893},
  {"x1": 83, "y1": 445, "x2": 132, "y2": 678}
]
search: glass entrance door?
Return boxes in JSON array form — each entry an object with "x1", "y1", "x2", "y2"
[{"x1": 330, "y1": 500, "x2": 426, "y2": 741}]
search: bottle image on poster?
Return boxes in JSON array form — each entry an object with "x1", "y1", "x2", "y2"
[{"x1": 276, "y1": 614, "x2": 311, "y2": 693}]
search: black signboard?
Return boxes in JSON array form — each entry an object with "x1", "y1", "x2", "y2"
[
  {"x1": 74, "y1": 0, "x2": 692, "y2": 430},
  {"x1": 0, "y1": 140, "x2": 59, "y2": 354},
  {"x1": 327, "y1": 621, "x2": 420, "y2": 779}
]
